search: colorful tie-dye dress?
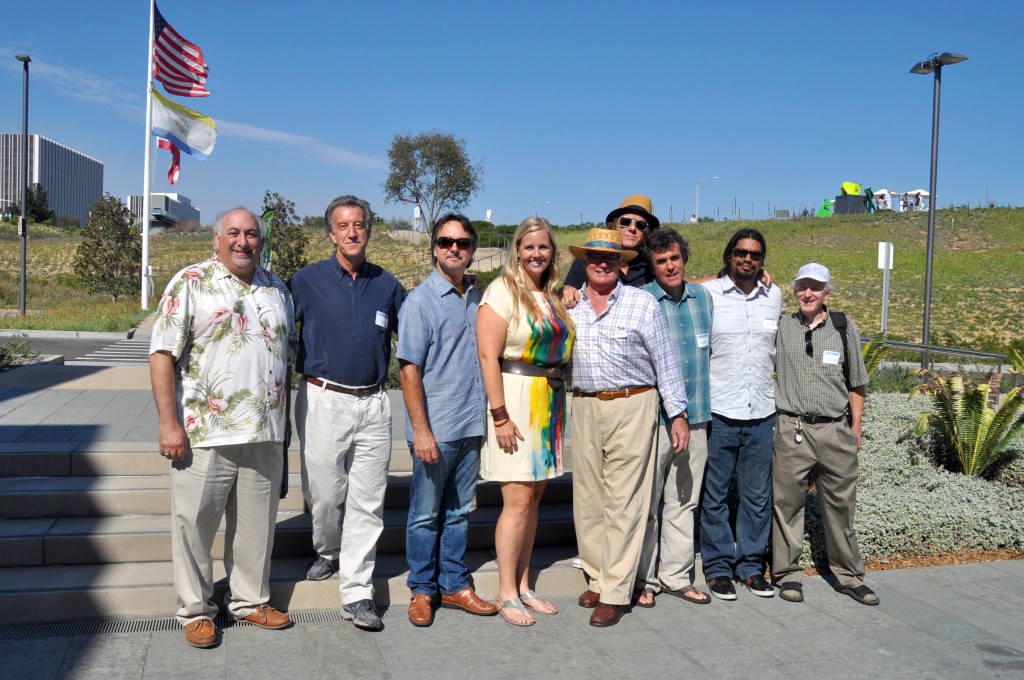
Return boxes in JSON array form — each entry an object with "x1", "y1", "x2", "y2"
[{"x1": 479, "y1": 278, "x2": 574, "y2": 481}]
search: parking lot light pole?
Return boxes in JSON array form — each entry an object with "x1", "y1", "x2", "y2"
[
  {"x1": 910, "y1": 52, "x2": 968, "y2": 368},
  {"x1": 16, "y1": 54, "x2": 31, "y2": 317},
  {"x1": 695, "y1": 176, "x2": 718, "y2": 222}
]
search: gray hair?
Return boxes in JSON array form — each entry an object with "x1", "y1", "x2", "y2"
[
  {"x1": 214, "y1": 207, "x2": 262, "y2": 238},
  {"x1": 324, "y1": 195, "x2": 374, "y2": 234}
]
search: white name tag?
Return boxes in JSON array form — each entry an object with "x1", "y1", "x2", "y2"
[
  {"x1": 375, "y1": 311, "x2": 388, "y2": 329},
  {"x1": 823, "y1": 351, "x2": 841, "y2": 365},
  {"x1": 613, "y1": 329, "x2": 629, "y2": 340},
  {"x1": 696, "y1": 333, "x2": 709, "y2": 348},
  {"x1": 763, "y1": 316, "x2": 778, "y2": 331}
]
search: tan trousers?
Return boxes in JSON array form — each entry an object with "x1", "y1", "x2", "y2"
[
  {"x1": 771, "y1": 413, "x2": 866, "y2": 589},
  {"x1": 637, "y1": 422, "x2": 708, "y2": 592},
  {"x1": 170, "y1": 441, "x2": 282, "y2": 624},
  {"x1": 571, "y1": 389, "x2": 658, "y2": 605}
]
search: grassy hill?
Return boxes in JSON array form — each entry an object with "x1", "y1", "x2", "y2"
[{"x1": 1, "y1": 207, "x2": 1021, "y2": 353}]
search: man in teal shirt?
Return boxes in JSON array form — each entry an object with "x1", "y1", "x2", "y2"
[{"x1": 635, "y1": 229, "x2": 714, "y2": 607}]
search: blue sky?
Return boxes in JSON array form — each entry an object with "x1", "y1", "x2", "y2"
[{"x1": 1, "y1": 0, "x2": 1019, "y2": 226}]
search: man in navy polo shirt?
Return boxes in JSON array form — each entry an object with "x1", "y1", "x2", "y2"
[{"x1": 288, "y1": 195, "x2": 406, "y2": 631}]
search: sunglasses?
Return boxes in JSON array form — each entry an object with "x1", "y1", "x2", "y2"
[
  {"x1": 618, "y1": 217, "x2": 650, "y2": 232},
  {"x1": 585, "y1": 252, "x2": 621, "y2": 265},
  {"x1": 732, "y1": 247, "x2": 764, "y2": 262},
  {"x1": 805, "y1": 328, "x2": 814, "y2": 356},
  {"x1": 434, "y1": 236, "x2": 472, "y2": 250}
]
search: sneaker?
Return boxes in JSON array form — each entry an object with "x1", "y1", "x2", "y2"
[
  {"x1": 341, "y1": 599, "x2": 384, "y2": 631},
  {"x1": 707, "y1": 576, "x2": 737, "y2": 601},
  {"x1": 306, "y1": 556, "x2": 339, "y2": 581},
  {"x1": 739, "y1": 573, "x2": 775, "y2": 598},
  {"x1": 571, "y1": 555, "x2": 583, "y2": 569}
]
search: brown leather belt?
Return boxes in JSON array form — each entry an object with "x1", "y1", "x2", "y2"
[
  {"x1": 573, "y1": 385, "x2": 653, "y2": 401},
  {"x1": 305, "y1": 376, "x2": 383, "y2": 397},
  {"x1": 500, "y1": 358, "x2": 566, "y2": 380}
]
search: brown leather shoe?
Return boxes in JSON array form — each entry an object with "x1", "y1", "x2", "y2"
[
  {"x1": 440, "y1": 587, "x2": 499, "y2": 615},
  {"x1": 408, "y1": 593, "x2": 434, "y2": 627},
  {"x1": 184, "y1": 619, "x2": 217, "y2": 648},
  {"x1": 578, "y1": 589, "x2": 600, "y2": 608},
  {"x1": 240, "y1": 604, "x2": 291, "y2": 629},
  {"x1": 589, "y1": 603, "x2": 625, "y2": 627}
]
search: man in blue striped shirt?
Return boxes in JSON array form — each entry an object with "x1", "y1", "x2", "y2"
[
  {"x1": 397, "y1": 214, "x2": 497, "y2": 628},
  {"x1": 635, "y1": 229, "x2": 714, "y2": 607}
]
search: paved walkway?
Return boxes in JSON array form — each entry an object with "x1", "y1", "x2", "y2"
[
  {"x1": 2, "y1": 321, "x2": 1023, "y2": 678},
  {"x1": 1, "y1": 559, "x2": 1022, "y2": 679}
]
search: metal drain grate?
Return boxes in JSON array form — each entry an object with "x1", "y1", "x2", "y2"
[{"x1": 0, "y1": 597, "x2": 578, "y2": 640}]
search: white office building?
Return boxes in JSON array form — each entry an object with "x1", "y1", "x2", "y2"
[
  {"x1": 127, "y1": 193, "x2": 201, "y2": 230},
  {"x1": 0, "y1": 134, "x2": 104, "y2": 228}
]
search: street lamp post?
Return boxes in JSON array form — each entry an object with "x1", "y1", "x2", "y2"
[
  {"x1": 16, "y1": 54, "x2": 31, "y2": 317},
  {"x1": 910, "y1": 52, "x2": 968, "y2": 369},
  {"x1": 695, "y1": 176, "x2": 718, "y2": 222}
]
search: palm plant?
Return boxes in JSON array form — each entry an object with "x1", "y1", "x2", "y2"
[
  {"x1": 911, "y1": 348, "x2": 1024, "y2": 477},
  {"x1": 861, "y1": 333, "x2": 888, "y2": 379}
]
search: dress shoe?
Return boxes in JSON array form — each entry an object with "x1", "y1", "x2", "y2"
[
  {"x1": 440, "y1": 587, "x2": 498, "y2": 615},
  {"x1": 408, "y1": 593, "x2": 434, "y2": 627},
  {"x1": 589, "y1": 603, "x2": 625, "y2": 627},
  {"x1": 184, "y1": 619, "x2": 217, "y2": 648},
  {"x1": 239, "y1": 604, "x2": 291, "y2": 629},
  {"x1": 578, "y1": 589, "x2": 600, "y2": 608}
]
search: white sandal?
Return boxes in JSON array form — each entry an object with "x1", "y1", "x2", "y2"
[{"x1": 519, "y1": 590, "x2": 558, "y2": 615}]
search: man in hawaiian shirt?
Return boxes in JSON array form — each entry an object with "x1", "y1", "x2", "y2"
[{"x1": 149, "y1": 207, "x2": 296, "y2": 648}]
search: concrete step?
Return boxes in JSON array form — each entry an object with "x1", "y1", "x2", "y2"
[
  {"x1": 0, "y1": 443, "x2": 417, "y2": 478},
  {"x1": 0, "y1": 474, "x2": 306, "y2": 518},
  {"x1": 0, "y1": 502, "x2": 575, "y2": 567},
  {"x1": 0, "y1": 547, "x2": 586, "y2": 626}
]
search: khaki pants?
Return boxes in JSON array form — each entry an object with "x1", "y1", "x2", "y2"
[
  {"x1": 571, "y1": 389, "x2": 658, "y2": 605},
  {"x1": 170, "y1": 441, "x2": 282, "y2": 624},
  {"x1": 771, "y1": 413, "x2": 866, "y2": 589},
  {"x1": 637, "y1": 422, "x2": 708, "y2": 592}
]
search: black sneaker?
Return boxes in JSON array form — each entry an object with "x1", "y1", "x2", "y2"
[
  {"x1": 739, "y1": 573, "x2": 775, "y2": 598},
  {"x1": 707, "y1": 576, "x2": 737, "y2": 601},
  {"x1": 305, "y1": 556, "x2": 339, "y2": 581},
  {"x1": 341, "y1": 599, "x2": 384, "y2": 631}
]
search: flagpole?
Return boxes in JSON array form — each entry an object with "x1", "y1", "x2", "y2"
[{"x1": 140, "y1": 0, "x2": 156, "y2": 309}]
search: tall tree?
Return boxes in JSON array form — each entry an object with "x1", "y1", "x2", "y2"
[
  {"x1": 261, "y1": 191, "x2": 308, "y2": 281},
  {"x1": 11, "y1": 183, "x2": 57, "y2": 223},
  {"x1": 73, "y1": 194, "x2": 141, "y2": 300},
  {"x1": 382, "y1": 130, "x2": 484, "y2": 228}
]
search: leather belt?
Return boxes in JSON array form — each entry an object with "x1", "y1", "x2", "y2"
[
  {"x1": 500, "y1": 358, "x2": 566, "y2": 380},
  {"x1": 573, "y1": 385, "x2": 653, "y2": 401},
  {"x1": 305, "y1": 376, "x2": 383, "y2": 397},
  {"x1": 778, "y1": 410, "x2": 845, "y2": 424}
]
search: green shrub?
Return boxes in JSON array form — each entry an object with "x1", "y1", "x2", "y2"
[{"x1": 795, "y1": 394, "x2": 1024, "y2": 570}]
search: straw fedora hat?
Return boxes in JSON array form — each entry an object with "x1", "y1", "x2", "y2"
[
  {"x1": 605, "y1": 194, "x2": 660, "y2": 230},
  {"x1": 569, "y1": 228, "x2": 638, "y2": 262}
]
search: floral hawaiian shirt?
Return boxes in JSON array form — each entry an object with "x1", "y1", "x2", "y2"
[{"x1": 149, "y1": 257, "x2": 296, "y2": 448}]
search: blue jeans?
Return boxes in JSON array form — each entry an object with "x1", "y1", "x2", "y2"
[
  {"x1": 406, "y1": 436, "x2": 482, "y2": 595},
  {"x1": 699, "y1": 414, "x2": 775, "y2": 581}
]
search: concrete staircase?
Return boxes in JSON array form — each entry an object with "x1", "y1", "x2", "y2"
[{"x1": 0, "y1": 441, "x2": 579, "y2": 626}]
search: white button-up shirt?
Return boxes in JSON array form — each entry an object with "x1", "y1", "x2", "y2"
[{"x1": 702, "y1": 275, "x2": 783, "y2": 420}]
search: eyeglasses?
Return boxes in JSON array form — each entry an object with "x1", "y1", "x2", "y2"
[
  {"x1": 732, "y1": 247, "x2": 764, "y2": 262},
  {"x1": 618, "y1": 217, "x2": 650, "y2": 232},
  {"x1": 805, "y1": 328, "x2": 814, "y2": 356},
  {"x1": 585, "y1": 253, "x2": 621, "y2": 265},
  {"x1": 434, "y1": 236, "x2": 472, "y2": 250}
]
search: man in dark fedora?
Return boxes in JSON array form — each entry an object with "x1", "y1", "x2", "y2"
[{"x1": 568, "y1": 226, "x2": 689, "y2": 627}]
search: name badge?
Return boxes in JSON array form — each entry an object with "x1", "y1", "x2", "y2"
[
  {"x1": 696, "y1": 333, "x2": 709, "y2": 348},
  {"x1": 763, "y1": 316, "x2": 778, "y2": 331},
  {"x1": 613, "y1": 329, "x2": 629, "y2": 340},
  {"x1": 823, "y1": 351, "x2": 841, "y2": 365},
  {"x1": 375, "y1": 311, "x2": 388, "y2": 329}
]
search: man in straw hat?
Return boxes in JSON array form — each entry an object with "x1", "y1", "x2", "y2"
[
  {"x1": 568, "y1": 225, "x2": 690, "y2": 627},
  {"x1": 562, "y1": 194, "x2": 660, "y2": 304}
]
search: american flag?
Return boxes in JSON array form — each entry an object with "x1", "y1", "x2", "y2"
[{"x1": 153, "y1": 3, "x2": 209, "y2": 98}]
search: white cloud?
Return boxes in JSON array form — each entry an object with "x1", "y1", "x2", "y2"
[{"x1": 217, "y1": 120, "x2": 385, "y2": 170}]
